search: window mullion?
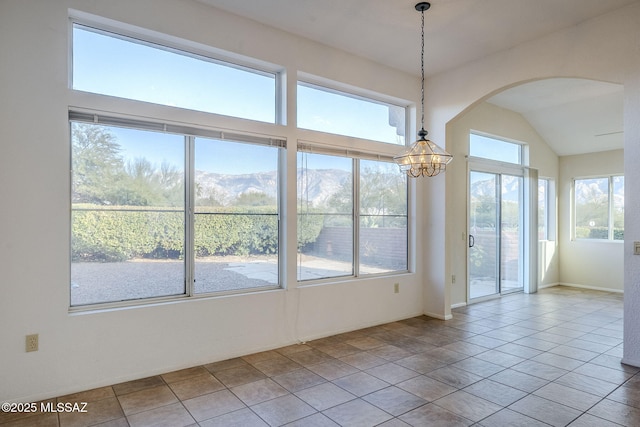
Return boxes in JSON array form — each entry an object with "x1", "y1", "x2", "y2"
[
  {"x1": 609, "y1": 176, "x2": 614, "y2": 241},
  {"x1": 353, "y1": 158, "x2": 360, "y2": 277},
  {"x1": 185, "y1": 135, "x2": 195, "y2": 296}
]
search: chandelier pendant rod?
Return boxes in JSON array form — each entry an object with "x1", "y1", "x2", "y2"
[
  {"x1": 393, "y1": 2, "x2": 453, "y2": 178},
  {"x1": 419, "y1": 2, "x2": 426, "y2": 134}
]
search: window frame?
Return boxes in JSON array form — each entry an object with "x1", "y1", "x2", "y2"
[
  {"x1": 69, "y1": 13, "x2": 285, "y2": 125},
  {"x1": 469, "y1": 131, "x2": 525, "y2": 166},
  {"x1": 296, "y1": 78, "x2": 408, "y2": 146},
  {"x1": 67, "y1": 13, "x2": 414, "y2": 308},
  {"x1": 538, "y1": 177, "x2": 556, "y2": 241},
  {"x1": 573, "y1": 175, "x2": 624, "y2": 242},
  {"x1": 358, "y1": 158, "x2": 409, "y2": 276},
  {"x1": 69, "y1": 113, "x2": 286, "y2": 310},
  {"x1": 296, "y1": 145, "x2": 410, "y2": 283}
]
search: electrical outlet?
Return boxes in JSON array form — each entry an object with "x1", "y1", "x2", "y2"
[
  {"x1": 26, "y1": 334, "x2": 38, "y2": 352},
  {"x1": 394, "y1": 283, "x2": 400, "y2": 293},
  {"x1": 452, "y1": 274, "x2": 456, "y2": 284}
]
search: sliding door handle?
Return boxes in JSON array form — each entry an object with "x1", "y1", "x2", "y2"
[{"x1": 469, "y1": 234, "x2": 475, "y2": 248}]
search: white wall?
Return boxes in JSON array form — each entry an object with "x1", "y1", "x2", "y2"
[
  {"x1": 3, "y1": 0, "x2": 640, "y2": 402},
  {"x1": 0, "y1": 0, "x2": 425, "y2": 402},
  {"x1": 448, "y1": 102, "x2": 560, "y2": 306},
  {"x1": 427, "y1": 2, "x2": 640, "y2": 365},
  {"x1": 558, "y1": 150, "x2": 624, "y2": 291}
]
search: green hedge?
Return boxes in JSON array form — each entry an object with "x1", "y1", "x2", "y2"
[
  {"x1": 298, "y1": 209, "x2": 326, "y2": 250},
  {"x1": 575, "y1": 226, "x2": 624, "y2": 240},
  {"x1": 72, "y1": 205, "x2": 324, "y2": 262}
]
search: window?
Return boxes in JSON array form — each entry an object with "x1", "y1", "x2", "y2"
[
  {"x1": 297, "y1": 151, "x2": 408, "y2": 281},
  {"x1": 538, "y1": 179, "x2": 548, "y2": 240},
  {"x1": 71, "y1": 123, "x2": 186, "y2": 305},
  {"x1": 194, "y1": 138, "x2": 279, "y2": 293},
  {"x1": 574, "y1": 176, "x2": 624, "y2": 241},
  {"x1": 70, "y1": 117, "x2": 283, "y2": 306},
  {"x1": 70, "y1": 20, "x2": 285, "y2": 307},
  {"x1": 359, "y1": 160, "x2": 408, "y2": 274},
  {"x1": 470, "y1": 133, "x2": 523, "y2": 164},
  {"x1": 70, "y1": 18, "x2": 410, "y2": 306},
  {"x1": 297, "y1": 153, "x2": 353, "y2": 280},
  {"x1": 72, "y1": 24, "x2": 277, "y2": 123},
  {"x1": 538, "y1": 178, "x2": 556, "y2": 241},
  {"x1": 297, "y1": 82, "x2": 406, "y2": 145}
]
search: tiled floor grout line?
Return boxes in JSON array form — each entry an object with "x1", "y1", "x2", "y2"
[
  {"x1": 62, "y1": 355, "x2": 635, "y2": 427},
  {"x1": 2, "y1": 286, "x2": 636, "y2": 426}
]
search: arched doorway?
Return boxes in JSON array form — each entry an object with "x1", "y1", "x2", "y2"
[{"x1": 446, "y1": 78, "x2": 624, "y2": 305}]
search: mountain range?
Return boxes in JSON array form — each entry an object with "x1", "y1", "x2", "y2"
[{"x1": 195, "y1": 168, "x2": 350, "y2": 206}]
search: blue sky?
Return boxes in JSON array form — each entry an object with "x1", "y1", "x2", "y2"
[
  {"x1": 469, "y1": 133, "x2": 521, "y2": 164},
  {"x1": 107, "y1": 126, "x2": 279, "y2": 175},
  {"x1": 73, "y1": 26, "x2": 275, "y2": 123},
  {"x1": 73, "y1": 24, "x2": 406, "y2": 173}
]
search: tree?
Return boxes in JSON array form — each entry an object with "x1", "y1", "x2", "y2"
[
  {"x1": 123, "y1": 157, "x2": 157, "y2": 206},
  {"x1": 326, "y1": 165, "x2": 406, "y2": 227},
  {"x1": 472, "y1": 196, "x2": 497, "y2": 228},
  {"x1": 72, "y1": 123, "x2": 184, "y2": 207},
  {"x1": 157, "y1": 161, "x2": 183, "y2": 207},
  {"x1": 71, "y1": 123, "x2": 125, "y2": 204},
  {"x1": 123, "y1": 158, "x2": 183, "y2": 207},
  {"x1": 359, "y1": 166, "x2": 406, "y2": 215}
]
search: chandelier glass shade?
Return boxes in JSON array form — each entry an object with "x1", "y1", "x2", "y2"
[{"x1": 394, "y1": 129, "x2": 453, "y2": 177}]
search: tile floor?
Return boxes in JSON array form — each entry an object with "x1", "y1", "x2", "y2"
[{"x1": 3, "y1": 285, "x2": 639, "y2": 426}]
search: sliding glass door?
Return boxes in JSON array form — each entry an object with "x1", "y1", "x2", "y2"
[{"x1": 469, "y1": 169, "x2": 524, "y2": 299}]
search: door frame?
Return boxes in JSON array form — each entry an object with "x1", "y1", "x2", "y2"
[{"x1": 467, "y1": 159, "x2": 538, "y2": 303}]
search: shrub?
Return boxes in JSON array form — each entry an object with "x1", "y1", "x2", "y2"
[
  {"x1": 72, "y1": 205, "x2": 324, "y2": 261},
  {"x1": 297, "y1": 208, "x2": 325, "y2": 249},
  {"x1": 588, "y1": 227, "x2": 609, "y2": 239},
  {"x1": 575, "y1": 226, "x2": 625, "y2": 240},
  {"x1": 614, "y1": 228, "x2": 624, "y2": 240}
]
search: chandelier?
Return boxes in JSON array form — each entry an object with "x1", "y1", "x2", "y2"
[{"x1": 394, "y1": 2, "x2": 453, "y2": 178}]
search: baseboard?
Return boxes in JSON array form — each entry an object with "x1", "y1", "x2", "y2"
[
  {"x1": 299, "y1": 311, "x2": 425, "y2": 343},
  {"x1": 556, "y1": 282, "x2": 624, "y2": 293},
  {"x1": 424, "y1": 311, "x2": 453, "y2": 320},
  {"x1": 451, "y1": 302, "x2": 467, "y2": 309},
  {"x1": 538, "y1": 282, "x2": 560, "y2": 289},
  {"x1": 622, "y1": 357, "x2": 640, "y2": 368}
]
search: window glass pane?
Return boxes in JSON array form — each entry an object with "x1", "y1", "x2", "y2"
[
  {"x1": 71, "y1": 123, "x2": 185, "y2": 306},
  {"x1": 359, "y1": 160, "x2": 408, "y2": 274},
  {"x1": 501, "y1": 175, "x2": 523, "y2": 292},
  {"x1": 297, "y1": 153, "x2": 353, "y2": 280},
  {"x1": 194, "y1": 138, "x2": 279, "y2": 293},
  {"x1": 469, "y1": 133, "x2": 521, "y2": 164},
  {"x1": 73, "y1": 24, "x2": 276, "y2": 123},
  {"x1": 469, "y1": 171, "x2": 499, "y2": 299},
  {"x1": 538, "y1": 179, "x2": 548, "y2": 240},
  {"x1": 613, "y1": 176, "x2": 624, "y2": 240},
  {"x1": 575, "y1": 177, "x2": 610, "y2": 239},
  {"x1": 297, "y1": 82, "x2": 405, "y2": 145}
]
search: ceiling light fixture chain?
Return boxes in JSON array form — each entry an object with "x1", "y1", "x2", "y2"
[
  {"x1": 420, "y1": 2, "x2": 425, "y2": 132},
  {"x1": 394, "y1": 2, "x2": 453, "y2": 178}
]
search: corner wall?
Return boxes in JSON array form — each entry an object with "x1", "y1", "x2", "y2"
[
  {"x1": 448, "y1": 102, "x2": 560, "y2": 306},
  {"x1": 427, "y1": 2, "x2": 640, "y2": 365},
  {"x1": 558, "y1": 150, "x2": 624, "y2": 291}
]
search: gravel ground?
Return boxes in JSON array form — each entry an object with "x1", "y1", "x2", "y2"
[
  {"x1": 70, "y1": 255, "x2": 388, "y2": 306},
  {"x1": 70, "y1": 259, "x2": 275, "y2": 306}
]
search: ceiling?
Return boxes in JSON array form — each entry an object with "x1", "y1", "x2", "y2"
[
  {"x1": 487, "y1": 79, "x2": 623, "y2": 156},
  {"x1": 197, "y1": 0, "x2": 633, "y2": 156}
]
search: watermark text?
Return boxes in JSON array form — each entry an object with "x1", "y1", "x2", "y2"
[{"x1": 1, "y1": 401, "x2": 88, "y2": 413}]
